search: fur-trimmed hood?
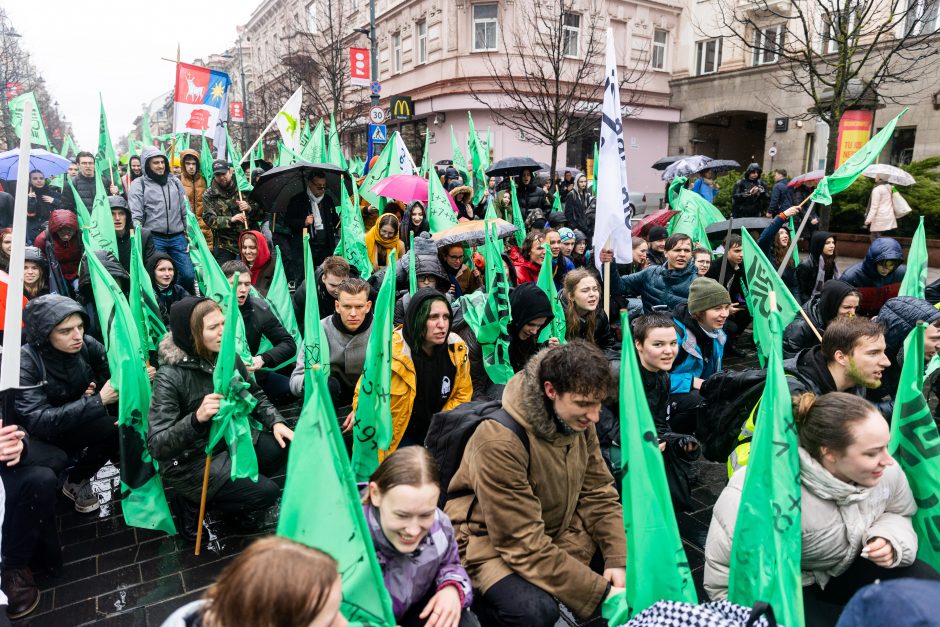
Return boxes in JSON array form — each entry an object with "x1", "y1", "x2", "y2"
[{"x1": 500, "y1": 346, "x2": 564, "y2": 443}]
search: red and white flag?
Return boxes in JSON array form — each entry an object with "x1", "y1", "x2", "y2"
[{"x1": 173, "y1": 62, "x2": 232, "y2": 134}]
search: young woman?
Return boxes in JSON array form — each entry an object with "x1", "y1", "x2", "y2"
[
  {"x1": 147, "y1": 253, "x2": 191, "y2": 325},
  {"x1": 160, "y1": 536, "x2": 348, "y2": 627},
  {"x1": 545, "y1": 229, "x2": 574, "y2": 289},
  {"x1": 758, "y1": 206, "x2": 800, "y2": 298},
  {"x1": 401, "y1": 203, "x2": 430, "y2": 244},
  {"x1": 450, "y1": 186, "x2": 475, "y2": 221},
  {"x1": 22, "y1": 245, "x2": 49, "y2": 300},
  {"x1": 507, "y1": 283, "x2": 557, "y2": 372},
  {"x1": 0, "y1": 228, "x2": 12, "y2": 272},
  {"x1": 364, "y1": 447, "x2": 478, "y2": 627},
  {"x1": 148, "y1": 297, "x2": 294, "y2": 540},
  {"x1": 562, "y1": 269, "x2": 616, "y2": 353},
  {"x1": 570, "y1": 230, "x2": 588, "y2": 268},
  {"x1": 783, "y1": 280, "x2": 859, "y2": 358},
  {"x1": 513, "y1": 231, "x2": 546, "y2": 285},
  {"x1": 865, "y1": 176, "x2": 897, "y2": 240},
  {"x1": 238, "y1": 230, "x2": 274, "y2": 297},
  {"x1": 796, "y1": 231, "x2": 840, "y2": 301},
  {"x1": 27, "y1": 170, "x2": 60, "y2": 242},
  {"x1": 705, "y1": 392, "x2": 940, "y2": 624},
  {"x1": 692, "y1": 248, "x2": 711, "y2": 277},
  {"x1": 366, "y1": 214, "x2": 406, "y2": 271},
  {"x1": 631, "y1": 236, "x2": 649, "y2": 273}
]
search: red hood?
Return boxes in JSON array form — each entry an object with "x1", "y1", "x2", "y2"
[{"x1": 48, "y1": 209, "x2": 78, "y2": 236}]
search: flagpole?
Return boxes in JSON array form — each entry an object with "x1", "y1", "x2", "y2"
[
  {"x1": 194, "y1": 453, "x2": 212, "y2": 555},
  {"x1": 776, "y1": 201, "x2": 815, "y2": 277},
  {"x1": 243, "y1": 118, "x2": 278, "y2": 165},
  {"x1": 603, "y1": 235, "x2": 612, "y2": 318},
  {"x1": 718, "y1": 217, "x2": 734, "y2": 286}
]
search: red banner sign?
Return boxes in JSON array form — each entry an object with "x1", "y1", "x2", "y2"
[
  {"x1": 350, "y1": 48, "x2": 370, "y2": 87},
  {"x1": 835, "y1": 110, "x2": 873, "y2": 167},
  {"x1": 230, "y1": 101, "x2": 244, "y2": 123}
]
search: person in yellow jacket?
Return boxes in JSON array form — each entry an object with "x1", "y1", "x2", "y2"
[{"x1": 352, "y1": 287, "x2": 472, "y2": 456}]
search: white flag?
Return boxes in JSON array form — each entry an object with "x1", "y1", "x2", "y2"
[
  {"x1": 593, "y1": 28, "x2": 633, "y2": 271},
  {"x1": 395, "y1": 133, "x2": 417, "y2": 175},
  {"x1": 274, "y1": 87, "x2": 303, "y2": 153}
]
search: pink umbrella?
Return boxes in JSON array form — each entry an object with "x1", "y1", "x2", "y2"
[{"x1": 369, "y1": 174, "x2": 459, "y2": 213}]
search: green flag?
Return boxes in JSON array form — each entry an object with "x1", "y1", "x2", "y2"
[
  {"x1": 97, "y1": 96, "x2": 122, "y2": 193},
  {"x1": 352, "y1": 250, "x2": 397, "y2": 480},
  {"x1": 225, "y1": 128, "x2": 252, "y2": 192},
  {"x1": 728, "y1": 304, "x2": 804, "y2": 627},
  {"x1": 141, "y1": 109, "x2": 153, "y2": 147},
  {"x1": 408, "y1": 233, "x2": 417, "y2": 295},
  {"x1": 8, "y1": 92, "x2": 49, "y2": 148},
  {"x1": 741, "y1": 229, "x2": 801, "y2": 365},
  {"x1": 419, "y1": 129, "x2": 431, "y2": 178},
  {"x1": 300, "y1": 119, "x2": 311, "y2": 149},
  {"x1": 200, "y1": 132, "x2": 214, "y2": 185},
  {"x1": 256, "y1": 246, "x2": 302, "y2": 370},
  {"x1": 811, "y1": 109, "x2": 907, "y2": 205},
  {"x1": 509, "y1": 178, "x2": 525, "y2": 247},
  {"x1": 71, "y1": 165, "x2": 119, "y2": 257},
  {"x1": 358, "y1": 137, "x2": 396, "y2": 210},
  {"x1": 669, "y1": 179, "x2": 723, "y2": 251},
  {"x1": 336, "y1": 178, "x2": 372, "y2": 280},
  {"x1": 551, "y1": 188, "x2": 562, "y2": 214},
  {"x1": 85, "y1": 249, "x2": 176, "y2": 535},
  {"x1": 603, "y1": 311, "x2": 697, "y2": 623},
  {"x1": 301, "y1": 232, "x2": 331, "y2": 402},
  {"x1": 129, "y1": 230, "x2": 166, "y2": 356},
  {"x1": 428, "y1": 167, "x2": 459, "y2": 233},
  {"x1": 327, "y1": 112, "x2": 348, "y2": 170},
  {"x1": 59, "y1": 134, "x2": 78, "y2": 159},
  {"x1": 450, "y1": 126, "x2": 470, "y2": 186},
  {"x1": 536, "y1": 243, "x2": 567, "y2": 344},
  {"x1": 467, "y1": 113, "x2": 487, "y2": 204},
  {"x1": 889, "y1": 323, "x2": 940, "y2": 571},
  {"x1": 277, "y1": 366, "x2": 396, "y2": 625},
  {"x1": 300, "y1": 119, "x2": 326, "y2": 163},
  {"x1": 899, "y1": 216, "x2": 927, "y2": 299},
  {"x1": 207, "y1": 273, "x2": 259, "y2": 481}
]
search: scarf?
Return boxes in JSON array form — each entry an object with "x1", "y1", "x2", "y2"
[
  {"x1": 364, "y1": 220, "x2": 402, "y2": 270},
  {"x1": 813, "y1": 255, "x2": 842, "y2": 297}
]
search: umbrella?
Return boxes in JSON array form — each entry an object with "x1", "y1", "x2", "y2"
[
  {"x1": 632, "y1": 209, "x2": 679, "y2": 236},
  {"x1": 370, "y1": 174, "x2": 459, "y2": 214},
  {"x1": 431, "y1": 219, "x2": 520, "y2": 248},
  {"x1": 556, "y1": 166, "x2": 582, "y2": 178},
  {"x1": 652, "y1": 155, "x2": 697, "y2": 170},
  {"x1": 705, "y1": 217, "x2": 772, "y2": 236},
  {"x1": 788, "y1": 170, "x2": 825, "y2": 187},
  {"x1": 694, "y1": 159, "x2": 740, "y2": 176},
  {"x1": 249, "y1": 162, "x2": 351, "y2": 213},
  {"x1": 486, "y1": 157, "x2": 542, "y2": 178},
  {"x1": 662, "y1": 155, "x2": 712, "y2": 181},
  {"x1": 0, "y1": 148, "x2": 71, "y2": 180},
  {"x1": 863, "y1": 164, "x2": 915, "y2": 186}
]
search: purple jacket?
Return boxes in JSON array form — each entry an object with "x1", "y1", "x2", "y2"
[{"x1": 364, "y1": 503, "x2": 473, "y2": 619}]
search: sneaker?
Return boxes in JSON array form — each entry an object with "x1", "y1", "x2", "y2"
[
  {"x1": 62, "y1": 479, "x2": 100, "y2": 513},
  {"x1": 1, "y1": 567, "x2": 40, "y2": 619}
]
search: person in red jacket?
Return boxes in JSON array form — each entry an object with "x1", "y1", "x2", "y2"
[
  {"x1": 32, "y1": 210, "x2": 83, "y2": 297},
  {"x1": 513, "y1": 231, "x2": 546, "y2": 285}
]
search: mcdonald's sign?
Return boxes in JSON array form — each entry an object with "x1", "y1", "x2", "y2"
[{"x1": 390, "y1": 95, "x2": 413, "y2": 121}]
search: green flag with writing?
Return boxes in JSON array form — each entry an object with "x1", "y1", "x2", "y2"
[
  {"x1": 301, "y1": 231, "x2": 331, "y2": 402},
  {"x1": 603, "y1": 311, "x2": 697, "y2": 623},
  {"x1": 85, "y1": 250, "x2": 176, "y2": 535},
  {"x1": 428, "y1": 166, "x2": 459, "y2": 233},
  {"x1": 899, "y1": 216, "x2": 927, "y2": 299},
  {"x1": 277, "y1": 366, "x2": 396, "y2": 625},
  {"x1": 450, "y1": 126, "x2": 470, "y2": 186},
  {"x1": 537, "y1": 243, "x2": 567, "y2": 344},
  {"x1": 509, "y1": 178, "x2": 526, "y2": 247},
  {"x1": 8, "y1": 92, "x2": 49, "y2": 148},
  {"x1": 336, "y1": 178, "x2": 372, "y2": 280},
  {"x1": 467, "y1": 113, "x2": 487, "y2": 205},
  {"x1": 889, "y1": 323, "x2": 940, "y2": 571},
  {"x1": 255, "y1": 246, "x2": 302, "y2": 370},
  {"x1": 352, "y1": 250, "x2": 397, "y2": 481},
  {"x1": 728, "y1": 305, "x2": 804, "y2": 627},
  {"x1": 741, "y1": 229, "x2": 801, "y2": 365},
  {"x1": 97, "y1": 96, "x2": 122, "y2": 193},
  {"x1": 359, "y1": 136, "x2": 399, "y2": 211},
  {"x1": 70, "y1": 165, "x2": 119, "y2": 257},
  {"x1": 129, "y1": 230, "x2": 166, "y2": 356},
  {"x1": 327, "y1": 112, "x2": 348, "y2": 170},
  {"x1": 810, "y1": 109, "x2": 907, "y2": 205}
]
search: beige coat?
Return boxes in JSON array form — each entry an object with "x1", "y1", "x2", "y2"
[
  {"x1": 704, "y1": 447, "x2": 917, "y2": 600},
  {"x1": 865, "y1": 183, "x2": 897, "y2": 233},
  {"x1": 444, "y1": 349, "x2": 626, "y2": 619}
]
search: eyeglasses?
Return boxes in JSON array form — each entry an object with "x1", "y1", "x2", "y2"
[{"x1": 445, "y1": 254, "x2": 464, "y2": 262}]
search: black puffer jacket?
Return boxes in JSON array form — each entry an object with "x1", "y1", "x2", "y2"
[
  {"x1": 147, "y1": 330, "x2": 285, "y2": 502},
  {"x1": 730, "y1": 163, "x2": 767, "y2": 218},
  {"x1": 16, "y1": 295, "x2": 111, "y2": 440},
  {"x1": 514, "y1": 173, "x2": 547, "y2": 214},
  {"x1": 61, "y1": 172, "x2": 110, "y2": 213},
  {"x1": 77, "y1": 250, "x2": 130, "y2": 343},
  {"x1": 240, "y1": 296, "x2": 297, "y2": 369},
  {"x1": 874, "y1": 297, "x2": 940, "y2": 407},
  {"x1": 507, "y1": 283, "x2": 554, "y2": 372},
  {"x1": 782, "y1": 280, "x2": 856, "y2": 358}
]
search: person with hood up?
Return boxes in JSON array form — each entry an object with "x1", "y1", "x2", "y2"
[
  {"x1": 350, "y1": 288, "x2": 472, "y2": 455},
  {"x1": 16, "y1": 295, "x2": 119, "y2": 514},
  {"x1": 705, "y1": 392, "x2": 940, "y2": 624},
  {"x1": 238, "y1": 230, "x2": 275, "y2": 297},
  {"x1": 147, "y1": 297, "x2": 294, "y2": 540},
  {"x1": 865, "y1": 176, "x2": 897, "y2": 239},
  {"x1": 570, "y1": 229, "x2": 588, "y2": 268},
  {"x1": 110, "y1": 195, "x2": 155, "y2": 273},
  {"x1": 76, "y1": 250, "x2": 130, "y2": 343},
  {"x1": 608, "y1": 233, "x2": 697, "y2": 313},
  {"x1": 61, "y1": 151, "x2": 116, "y2": 212},
  {"x1": 645, "y1": 226, "x2": 668, "y2": 266},
  {"x1": 26, "y1": 169, "x2": 60, "y2": 241},
  {"x1": 564, "y1": 174, "x2": 592, "y2": 235},
  {"x1": 444, "y1": 341, "x2": 625, "y2": 627},
  {"x1": 202, "y1": 160, "x2": 264, "y2": 264},
  {"x1": 841, "y1": 237, "x2": 907, "y2": 316},
  {"x1": 22, "y1": 246, "x2": 49, "y2": 300},
  {"x1": 507, "y1": 283, "x2": 557, "y2": 373},
  {"x1": 400, "y1": 202, "x2": 429, "y2": 245},
  {"x1": 148, "y1": 253, "x2": 190, "y2": 325},
  {"x1": 796, "y1": 231, "x2": 841, "y2": 301},
  {"x1": 731, "y1": 163, "x2": 768, "y2": 218},
  {"x1": 33, "y1": 209, "x2": 83, "y2": 297},
  {"x1": 393, "y1": 236, "x2": 451, "y2": 325},
  {"x1": 365, "y1": 214, "x2": 406, "y2": 272},
  {"x1": 514, "y1": 168, "x2": 547, "y2": 217},
  {"x1": 178, "y1": 149, "x2": 210, "y2": 248},
  {"x1": 129, "y1": 146, "x2": 195, "y2": 292},
  {"x1": 783, "y1": 280, "x2": 859, "y2": 358}
]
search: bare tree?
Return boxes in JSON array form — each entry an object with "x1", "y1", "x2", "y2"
[
  {"x1": 470, "y1": 0, "x2": 645, "y2": 184},
  {"x1": 0, "y1": 8, "x2": 29, "y2": 149},
  {"x1": 710, "y1": 0, "x2": 940, "y2": 226}
]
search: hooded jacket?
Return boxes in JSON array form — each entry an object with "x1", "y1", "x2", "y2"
[
  {"x1": 563, "y1": 176, "x2": 592, "y2": 234},
  {"x1": 239, "y1": 295, "x2": 297, "y2": 370},
  {"x1": 443, "y1": 348, "x2": 626, "y2": 618},
  {"x1": 147, "y1": 298, "x2": 286, "y2": 502},
  {"x1": 178, "y1": 149, "x2": 210, "y2": 246},
  {"x1": 842, "y1": 238, "x2": 906, "y2": 315},
  {"x1": 514, "y1": 172, "x2": 547, "y2": 214},
  {"x1": 16, "y1": 295, "x2": 111, "y2": 440},
  {"x1": 670, "y1": 303, "x2": 726, "y2": 394},
  {"x1": 392, "y1": 242, "x2": 450, "y2": 325},
  {"x1": 795, "y1": 231, "x2": 839, "y2": 300},
  {"x1": 354, "y1": 288, "x2": 471, "y2": 457},
  {"x1": 873, "y1": 297, "x2": 940, "y2": 407},
  {"x1": 239, "y1": 230, "x2": 275, "y2": 297},
  {"x1": 110, "y1": 197, "x2": 155, "y2": 272},
  {"x1": 202, "y1": 174, "x2": 263, "y2": 255},
  {"x1": 26, "y1": 180, "x2": 60, "y2": 226},
  {"x1": 705, "y1": 447, "x2": 917, "y2": 599},
  {"x1": 782, "y1": 279, "x2": 856, "y2": 358},
  {"x1": 614, "y1": 260, "x2": 697, "y2": 313},
  {"x1": 33, "y1": 209, "x2": 83, "y2": 282},
  {"x1": 507, "y1": 283, "x2": 554, "y2": 372},
  {"x1": 731, "y1": 163, "x2": 767, "y2": 218},
  {"x1": 147, "y1": 252, "x2": 189, "y2": 324},
  {"x1": 128, "y1": 146, "x2": 189, "y2": 235}
]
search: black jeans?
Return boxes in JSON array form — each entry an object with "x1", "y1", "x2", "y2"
[
  {"x1": 209, "y1": 432, "x2": 287, "y2": 514},
  {"x1": 1, "y1": 464, "x2": 60, "y2": 571},
  {"x1": 669, "y1": 390, "x2": 704, "y2": 436},
  {"x1": 399, "y1": 589, "x2": 481, "y2": 627},
  {"x1": 256, "y1": 372, "x2": 293, "y2": 407},
  {"x1": 38, "y1": 414, "x2": 120, "y2": 483},
  {"x1": 472, "y1": 574, "x2": 560, "y2": 627}
]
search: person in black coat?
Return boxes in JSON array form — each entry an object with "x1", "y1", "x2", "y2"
[
  {"x1": 731, "y1": 163, "x2": 768, "y2": 218},
  {"x1": 795, "y1": 231, "x2": 841, "y2": 302},
  {"x1": 26, "y1": 170, "x2": 60, "y2": 244},
  {"x1": 561, "y1": 268, "x2": 618, "y2": 357},
  {"x1": 514, "y1": 168, "x2": 547, "y2": 217},
  {"x1": 273, "y1": 171, "x2": 339, "y2": 283},
  {"x1": 782, "y1": 280, "x2": 859, "y2": 358},
  {"x1": 507, "y1": 283, "x2": 556, "y2": 373},
  {"x1": 148, "y1": 253, "x2": 191, "y2": 325},
  {"x1": 15, "y1": 295, "x2": 119, "y2": 514},
  {"x1": 109, "y1": 195, "x2": 155, "y2": 273},
  {"x1": 563, "y1": 174, "x2": 592, "y2": 235},
  {"x1": 60, "y1": 151, "x2": 115, "y2": 212}
]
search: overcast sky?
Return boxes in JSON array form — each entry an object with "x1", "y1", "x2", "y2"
[{"x1": 5, "y1": 0, "x2": 256, "y2": 150}]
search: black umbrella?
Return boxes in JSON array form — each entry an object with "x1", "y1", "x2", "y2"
[
  {"x1": 693, "y1": 159, "x2": 740, "y2": 176},
  {"x1": 652, "y1": 155, "x2": 693, "y2": 170},
  {"x1": 249, "y1": 162, "x2": 351, "y2": 213},
  {"x1": 705, "y1": 217, "x2": 771, "y2": 236},
  {"x1": 486, "y1": 156, "x2": 543, "y2": 178}
]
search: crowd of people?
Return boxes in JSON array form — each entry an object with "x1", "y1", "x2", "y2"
[{"x1": 0, "y1": 148, "x2": 937, "y2": 627}]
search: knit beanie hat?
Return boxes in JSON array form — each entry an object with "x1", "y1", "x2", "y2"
[
  {"x1": 647, "y1": 226, "x2": 668, "y2": 243},
  {"x1": 687, "y1": 277, "x2": 732, "y2": 314},
  {"x1": 558, "y1": 227, "x2": 575, "y2": 242}
]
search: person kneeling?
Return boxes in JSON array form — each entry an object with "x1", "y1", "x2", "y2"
[{"x1": 147, "y1": 297, "x2": 294, "y2": 540}]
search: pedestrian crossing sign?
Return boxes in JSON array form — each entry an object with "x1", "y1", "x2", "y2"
[{"x1": 368, "y1": 124, "x2": 387, "y2": 143}]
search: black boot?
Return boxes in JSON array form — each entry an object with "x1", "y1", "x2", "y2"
[
  {"x1": 172, "y1": 495, "x2": 199, "y2": 542},
  {"x1": 1, "y1": 568, "x2": 40, "y2": 619}
]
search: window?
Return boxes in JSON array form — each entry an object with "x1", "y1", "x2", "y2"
[
  {"x1": 906, "y1": 0, "x2": 939, "y2": 35},
  {"x1": 416, "y1": 20, "x2": 428, "y2": 63},
  {"x1": 752, "y1": 24, "x2": 784, "y2": 65},
  {"x1": 473, "y1": 4, "x2": 498, "y2": 51},
  {"x1": 822, "y1": 6, "x2": 862, "y2": 54},
  {"x1": 651, "y1": 29, "x2": 668, "y2": 70},
  {"x1": 392, "y1": 32, "x2": 402, "y2": 73},
  {"x1": 694, "y1": 38, "x2": 722, "y2": 75},
  {"x1": 562, "y1": 13, "x2": 581, "y2": 57},
  {"x1": 306, "y1": 1, "x2": 317, "y2": 32}
]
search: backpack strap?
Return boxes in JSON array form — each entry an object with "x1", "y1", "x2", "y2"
[{"x1": 490, "y1": 408, "x2": 530, "y2": 458}]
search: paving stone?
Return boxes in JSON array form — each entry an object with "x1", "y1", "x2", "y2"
[{"x1": 97, "y1": 573, "x2": 185, "y2": 615}]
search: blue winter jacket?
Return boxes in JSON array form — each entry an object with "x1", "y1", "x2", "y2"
[
  {"x1": 669, "y1": 305, "x2": 726, "y2": 393},
  {"x1": 613, "y1": 261, "x2": 697, "y2": 313},
  {"x1": 842, "y1": 238, "x2": 907, "y2": 288}
]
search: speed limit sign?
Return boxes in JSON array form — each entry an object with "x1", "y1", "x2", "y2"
[{"x1": 370, "y1": 107, "x2": 386, "y2": 124}]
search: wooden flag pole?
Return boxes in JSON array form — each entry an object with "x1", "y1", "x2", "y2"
[
  {"x1": 603, "y1": 236, "x2": 613, "y2": 318},
  {"x1": 194, "y1": 453, "x2": 212, "y2": 555},
  {"x1": 776, "y1": 201, "x2": 816, "y2": 277}
]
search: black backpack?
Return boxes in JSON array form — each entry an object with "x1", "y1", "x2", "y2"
[
  {"x1": 696, "y1": 368, "x2": 768, "y2": 462},
  {"x1": 424, "y1": 399, "x2": 529, "y2": 507}
]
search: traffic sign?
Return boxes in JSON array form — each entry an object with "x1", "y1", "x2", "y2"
[
  {"x1": 768, "y1": 146, "x2": 778, "y2": 157},
  {"x1": 370, "y1": 81, "x2": 381, "y2": 95},
  {"x1": 368, "y1": 124, "x2": 388, "y2": 143},
  {"x1": 369, "y1": 107, "x2": 386, "y2": 124}
]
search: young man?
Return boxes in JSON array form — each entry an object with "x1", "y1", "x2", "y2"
[
  {"x1": 60, "y1": 151, "x2": 117, "y2": 212},
  {"x1": 609, "y1": 233, "x2": 697, "y2": 313},
  {"x1": 292, "y1": 256, "x2": 352, "y2": 334},
  {"x1": 203, "y1": 160, "x2": 263, "y2": 263},
  {"x1": 445, "y1": 340, "x2": 625, "y2": 627},
  {"x1": 707, "y1": 234, "x2": 749, "y2": 354},
  {"x1": 767, "y1": 169, "x2": 794, "y2": 216},
  {"x1": 109, "y1": 195, "x2": 155, "y2": 273},
  {"x1": 178, "y1": 149, "x2": 210, "y2": 248}
]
